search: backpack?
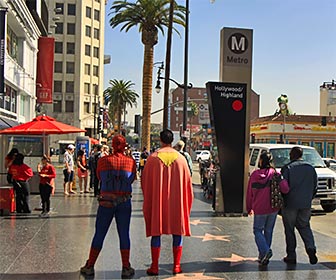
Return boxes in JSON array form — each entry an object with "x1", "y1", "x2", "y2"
[{"x1": 270, "y1": 172, "x2": 284, "y2": 209}]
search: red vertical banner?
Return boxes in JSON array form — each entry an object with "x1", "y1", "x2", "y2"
[{"x1": 36, "y1": 37, "x2": 55, "y2": 103}]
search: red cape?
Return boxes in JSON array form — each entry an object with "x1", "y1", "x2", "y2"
[{"x1": 141, "y1": 147, "x2": 193, "y2": 237}]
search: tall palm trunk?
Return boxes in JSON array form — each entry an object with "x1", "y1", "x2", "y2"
[
  {"x1": 163, "y1": 0, "x2": 174, "y2": 129},
  {"x1": 141, "y1": 44, "x2": 154, "y2": 150}
]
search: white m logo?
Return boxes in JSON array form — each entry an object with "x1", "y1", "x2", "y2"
[{"x1": 228, "y1": 33, "x2": 248, "y2": 54}]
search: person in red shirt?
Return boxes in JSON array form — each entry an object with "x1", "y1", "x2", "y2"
[
  {"x1": 37, "y1": 155, "x2": 56, "y2": 217},
  {"x1": 9, "y1": 153, "x2": 34, "y2": 214}
]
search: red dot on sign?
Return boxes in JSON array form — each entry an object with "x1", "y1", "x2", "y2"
[{"x1": 232, "y1": 100, "x2": 243, "y2": 111}]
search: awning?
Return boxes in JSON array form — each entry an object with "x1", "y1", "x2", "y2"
[{"x1": 0, "y1": 117, "x2": 20, "y2": 130}]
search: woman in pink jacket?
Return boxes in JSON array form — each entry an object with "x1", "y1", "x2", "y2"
[{"x1": 246, "y1": 151, "x2": 289, "y2": 266}]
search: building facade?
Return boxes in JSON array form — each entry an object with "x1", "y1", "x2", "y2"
[
  {"x1": 45, "y1": 0, "x2": 105, "y2": 143},
  {"x1": 0, "y1": 0, "x2": 41, "y2": 127},
  {"x1": 250, "y1": 115, "x2": 336, "y2": 158},
  {"x1": 320, "y1": 80, "x2": 336, "y2": 117}
]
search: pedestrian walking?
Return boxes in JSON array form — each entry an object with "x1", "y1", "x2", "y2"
[
  {"x1": 88, "y1": 144, "x2": 102, "y2": 196},
  {"x1": 246, "y1": 151, "x2": 289, "y2": 265},
  {"x1": 80, "y1": 135, "x2": 137, "y2": 278},
  {"x1": 8, "y1": 153, "x2": 33, "y2": 214},
  {"x1": 141, "y1": 129, "x2": 194, "y2": 275},
  {"x1": 76, "y1": 149, "x2": 89, "y2": 193},
  {"x1": 280, "y1": 146, "x2": 318, "y2": 265},
  {"x1": 63, "y1": 144, "x2": 76, "y2": 195},
  {"x1": 37, "y1": 155, "x2": 56, "y2": 217},
  {"x1": 174, "y1": 140, "x2": 193, "y2": 176}
]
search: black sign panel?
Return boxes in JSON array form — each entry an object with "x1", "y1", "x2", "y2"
[
  {"x1": 206, "y1": 82, "x2": 247, "y2": 213},
  {"x1": 0, "y1": 8, "x2": 7, "y2": 94}
]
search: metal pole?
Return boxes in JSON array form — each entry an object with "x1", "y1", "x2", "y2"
[
  {"x1": 182, "y1": 0, "x2": 189, "y2": 145},
  {"x1": 283, "y1": 114, "x2": 286, "y2": 143},
  {"x1": 94, "y1": 94, "x2": 97, "y2": 138}
]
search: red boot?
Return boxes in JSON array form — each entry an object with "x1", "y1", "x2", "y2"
[
  {"x1": 173, "y1": 246, "x2": 183, "y2": 274},
  {"x1": 147, "y1": 247, "x2": 160, "y2": 275}
]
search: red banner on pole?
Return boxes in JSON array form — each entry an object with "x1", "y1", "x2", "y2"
[{"x1": 36, "y1": 37, "x2": 55, "y2": 103}]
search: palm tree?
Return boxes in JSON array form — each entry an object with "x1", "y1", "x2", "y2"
[
  {"x1": 109, "y1": 0, "x2": 186, "y2": 149},
  {"x1": 103, "y1": 79, "x2": 139, "y2": 134}
]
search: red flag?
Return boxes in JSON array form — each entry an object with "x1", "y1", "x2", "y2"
[{"x1": 36, "y1": 37, "x2": 55, "y2": 103}]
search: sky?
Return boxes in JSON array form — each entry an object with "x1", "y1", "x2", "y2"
[{"x1": 103, "y1": 0, "x2": 336, "y2": 125}]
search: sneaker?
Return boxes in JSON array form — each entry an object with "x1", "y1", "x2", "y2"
[
  {"x1": 307, "y1": 248, "x2": 318, "y2": 265},
  {"x1": 121, "y1": 266, "x2": 135, "y2": 278},
  {"x1": 260, "y1": 249, "x2": 273, "y2": 265},
  {"x1": 80, "y1": 190, "x2": 84, "y2": 194},
  {"x1": 283, "y1": 256, "x2": 297, "y2": 264},
  {"x1": 40, "y1": 212, "x2": 50, "y2": 218},
  {"x1": 80, "y1": 262, "x2": 94, "y2": 276},
  {"x1": 64, "y1": 191, "x2": 69, "y2": 196},
  {"x1": 70, "y1": 190, "x2": 76, "y2": 194}
]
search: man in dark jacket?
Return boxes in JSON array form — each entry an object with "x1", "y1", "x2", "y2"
[{"x1": 281, "y1": 146, "x2": 318, "y2": 265}]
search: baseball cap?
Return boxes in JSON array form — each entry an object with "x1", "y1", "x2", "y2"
[{"x1": 67, "y1": 144, "x2": 75, "y2": 150}]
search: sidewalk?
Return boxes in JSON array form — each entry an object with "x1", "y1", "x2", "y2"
[{"x1": 0, "y1": 163, "x2": 335, "y2": 280}]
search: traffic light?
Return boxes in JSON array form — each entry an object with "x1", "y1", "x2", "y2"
[
  {"x1": 251, "y1": 133, "x2": 255, "y2": 143},
  {"x1": 134, "y1": 114, "x2": 141, "y2": 134},
  {"x1": 321, "y1": 116, "x2": 327, "y2": 126}
]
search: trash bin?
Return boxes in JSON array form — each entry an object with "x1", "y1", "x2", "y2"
[{"x1": 0, "y1": 186, "x2": 15, "y2": 215}]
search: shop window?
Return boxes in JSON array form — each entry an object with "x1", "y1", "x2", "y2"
[
  {"x1": 6, "y1": 27, "x2": 18, "y2": 61},
  {"x1": 327, "y1": 143, "x2": 335, "y2": 158}
]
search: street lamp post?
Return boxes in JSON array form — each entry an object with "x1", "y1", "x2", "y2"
[{"x1": 183, "y1": 0, "x2": 190, "y2": 143}]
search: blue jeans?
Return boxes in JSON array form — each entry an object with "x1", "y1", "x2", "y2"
[
  {"x1": 253, "y1": 212, "x2": 278, "y2": 258},
  {"x1": 281, "y1": 208, "x2": 316, "y2": 259}
]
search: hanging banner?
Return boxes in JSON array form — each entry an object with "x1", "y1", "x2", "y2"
[
  {"x1": 36, "y1": 37, "x2": 55, "y2": 103},
  {"x1": 0, "y1": 8, "x2": 7, "y2": 94}
]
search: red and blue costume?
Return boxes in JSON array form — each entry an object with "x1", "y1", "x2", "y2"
[{"x1": 82, "y1": 135, "x2": 136, "y2": 274}]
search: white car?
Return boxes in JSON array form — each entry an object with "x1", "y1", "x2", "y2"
[
  {"x1": 195, "y1": 150, "x2": 211, "y2": 162},
  {"x1": 323, "y1": 158, "x2": 336, "y2": 172}
]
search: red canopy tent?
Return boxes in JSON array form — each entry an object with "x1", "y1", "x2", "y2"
[
  {"x1": 0, "y1": 115, "x2": 86, "y2": 155},
  {"x1": 0, "y1": 115, "x2": 86, "y2": 135}
]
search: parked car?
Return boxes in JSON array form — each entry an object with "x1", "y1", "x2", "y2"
[
  {"x1": 323, "y1": 158, "x2": 336, "y2": 172},
  {"x1": 195, "y1": 150, "x2": 211, "y2": 162},
  {"x1": 249, "y1": 144, "x2": 336, "y2": 212}
]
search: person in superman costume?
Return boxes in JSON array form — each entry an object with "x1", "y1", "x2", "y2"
[
  {"x1": 80, "y1": 135, "x2": 137, "y2": 278},
  {"x1": 141, "y1": 129, "x2": 194, "y2": 275}
]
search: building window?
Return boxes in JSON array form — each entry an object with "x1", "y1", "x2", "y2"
[
  {"x1": 84, "y1": 83, "x2": 90, "y2": 94},
  {"x1": 6, "y1": 27, "x2": 18, "y2": 61},
  {"x1": 53, "y1": 100, "x2": 62, "y2": 112},
  {"x1": 54, "y1": 61, "x2": 63, "y2": 73},
  {"x1": 93, "y1": 65, "x2": 99, "y2": 76},
  {"x1": 55, "y1": 3, "x2": 64, "y2": 14},
  {"x1": 84, "y1": 102, "x2": 90, "y2": 114},
  {"x1": 86, "y1": 7, "x2": 91, "y2": 18},
  {"x1": 93, "y1": 84, "x2": 99, "y2": 95},
  {"x1": 327, "y1": 143, "x2": 335, "y2": 158},
  {"x1": 1, "y1": 85, "x2": 17, "y2": 112},
  {"x1": 93, "y1": 28, "x2": 99, "y2": 39},
  {"x1": 66, "y1": 81, "x2": 74, "y2": 93},
  {"x1": 54, "y1": 80, "x2": 62, "y2": 92},
  {"x1": 68, "y1": 3, "x2": 76, "y2": 15},
  {"x1": 55, "y1": 22, "x2": 63, "y2": 34},
  {"x1": 85, "y1": 45, "x2": 91, "y2": 56},
  {"x1": 85, "y1": 26, "x2": 91, "y2": 37},
  {"x1": 67, "y1": 23, "x2": 75, "y2": 35},
  {"x1": 65, "y1": 101, "x2": 74, "y2": 112},
  {"x1": 66, "y1": 62, "x2": 75, "y2": 74},
  {"x1": 67, "y1": 42, "x2": 75, "y2": 54},
  {"x1": 55, "y1": 41, "x2": 63, "y2": 53},
  {"x1": 93, "y1": 47, "x2": 99, "y2": 58},
  {"x1": 85, "y1": 64, "x2": 90, "y2": 75},
  {"x1": 94, "y1": 9, "x2": 100, "y2": 20}
]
